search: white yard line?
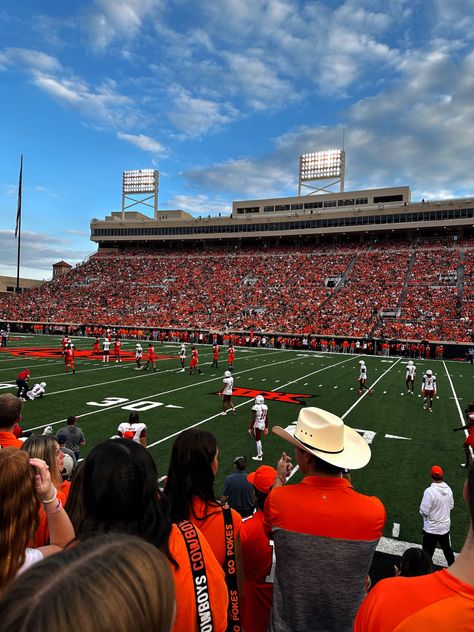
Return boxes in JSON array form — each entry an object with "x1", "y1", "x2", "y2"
[
  {"x1": 443, "y1": 360, "x2": 473, "y2": 459},
  {"x1": 341, "y1": 357, "x2": 402, "y2": 420}
]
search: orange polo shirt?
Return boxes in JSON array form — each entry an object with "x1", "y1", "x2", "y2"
[{"x1": 354, "y1": 569, "x2": 474, "y2": 631}]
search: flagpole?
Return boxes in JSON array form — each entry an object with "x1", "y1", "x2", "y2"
[{"x1": 15, "y1": 155, "x2": 23, "y2": 293}]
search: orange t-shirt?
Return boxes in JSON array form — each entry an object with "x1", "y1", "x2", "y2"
[
  {"x1": 354, "y1": 569, "x2": 474, "y2": 631},
  {"x1": 0, "y1": 431, "x2": 23, "y2": 448},
  {"x1": 34, "y1": 486, "x2": 68, "y2": 547},
  {"x1": 190, "y1": 497, "x2": 242, "y2": 567},
  {"x1": 169, "y1": 524, "x2": 228, "y2": 632}
]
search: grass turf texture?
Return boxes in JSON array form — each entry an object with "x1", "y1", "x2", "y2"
[{"x1": 1, "y1": 334, "x2": 472, "y2": 551}]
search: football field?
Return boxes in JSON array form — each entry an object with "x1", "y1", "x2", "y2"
[{"x1": 1, "y1": 334, "x2": 472, "y2": 554}]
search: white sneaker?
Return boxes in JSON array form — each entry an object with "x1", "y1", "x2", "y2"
[
  {"x1": 221, "y1": 411, "x2": 227, "y2": 416},
  {"x1": 423, "y1": 404, "x2": 427, "y2": 410},
  {"x1": 429, "y1": 408, "x2": 433, "y2": 413},
  {"x1": 252, "y1": 455, "x2": 262, "y2": 461}
]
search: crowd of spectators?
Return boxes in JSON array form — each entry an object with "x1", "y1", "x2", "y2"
[
  {"x1": 1, "y1": 392, "x2": 474, "y2": 631},
  {"x1": 1, "y1": 240, "x2": 474, "y2": 342}
]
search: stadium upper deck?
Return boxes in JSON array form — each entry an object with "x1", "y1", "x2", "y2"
[{"x1": 90, "y1": 185, "x2": 474, "y2": 250}]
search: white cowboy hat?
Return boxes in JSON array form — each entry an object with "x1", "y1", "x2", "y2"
[{"x1": 272, "y1": 407, "x2": 371, "y2": 470}]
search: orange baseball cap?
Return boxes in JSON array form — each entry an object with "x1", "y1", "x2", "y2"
[
  {"x1": 247, "y1": 465, "x2": 277, "y2": 494},
  {"x1": 431, "y1": 465, "x2": 443, "y2": 478}
]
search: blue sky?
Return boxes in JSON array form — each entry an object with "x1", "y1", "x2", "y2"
[{"x1": 1, "y1": 0, "x2": 474, "y2": 279}]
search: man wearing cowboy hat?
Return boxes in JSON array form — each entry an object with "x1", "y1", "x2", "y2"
[{"x1": 264, "y1": 407, "x2": 386, "y2": 632}]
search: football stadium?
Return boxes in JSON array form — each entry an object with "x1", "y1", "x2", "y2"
[
  {"x1": 2, "y1": 2, "x2": 474, "y2": 626},
  {"x1": 1, "y1": 155, "x2": 474, "y2": 626}
]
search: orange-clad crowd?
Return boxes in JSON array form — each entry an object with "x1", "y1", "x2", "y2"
[{"x1": 1, "y1": 240, "x2": 473, "y2": 342}]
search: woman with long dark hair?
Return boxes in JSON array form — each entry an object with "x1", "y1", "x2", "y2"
[
  {"x1": 164, "y1": 428, "x2": 244, "y2": 625},
  {"x1": 78, "y1": 439, "x2": 228, "y2": 632}
]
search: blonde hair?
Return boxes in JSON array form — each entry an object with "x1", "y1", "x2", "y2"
[
  {"x1": 0, "y1": 449, "x2": 39, "y2": 592},
  {"x1": 0, "y1": 534, "x2": 176, "y2": 632},
  {"x1": 22, "y1": 436, "x2": 63, "y2": 488}
]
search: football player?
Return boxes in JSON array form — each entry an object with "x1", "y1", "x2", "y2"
[
  {"x1": 135, "y1": 343, "x2": 143, "y2": 370},
  {"x1": 102, "y1": 338, "x2": 111, "y2": 363},
  {"x1": 228, "y1": 344, "x2": 235, "y2": 372},
  {"x1": 64, "y1": 343, "x2": 75, "y2": 374},
  {"x1": 421, "y1": 369, "x2": 437, "y2": 412},
  {"x1": 113, "y1": 337, "x2": 122, "y2": 363},
  {"x1": 26, "y1": 382, "x2": 47, "y2": 400},
  {"x1": 188, "y1": 346, "x2": 203, "y2": 375},
  {"x1": 212, "y1": 343, "x2": 220, "y2": 368},
  {"x1": 358, "y1": 360, "x2": 373, "y2": 396},
  {"x1": 221, "y1": 370, "x2": 235, "y2": 415},
  {"x1": 178, "y1": 343, "x2": 186, "y2": 371},
  {"x1": 249, "y1": 395, "x2": 269, "y2": 461},
  {"x1": 117, "y1": 412, "x2": 147, "y2": 447},
  {"x1": 143, "y1": 342, "x2": 157, "y2": 371},
  {"x1": 406, "y1": 360, "x2": 416, "y2": 394}
]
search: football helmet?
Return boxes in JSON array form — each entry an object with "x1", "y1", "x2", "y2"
[
  {"x1": 40, "y1": 382, "x2": 46, "y2": 388},
  {"x1": 255, "y1": 395, "x2": 265, "y2": 405},
  {"x1": 224, "y1": 370, "x2": 231, "y2": 378},
  {"x1": 426, "y1": 369, "x2": 433, "y2": 376},
  {"x1": 359, "y1": 360, "x2": 365, "y2": 365},
  {"x1": 408, "y1": 360, "x2": 414, "y2": 366}
]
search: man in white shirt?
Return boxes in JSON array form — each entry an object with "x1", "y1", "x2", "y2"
[
  {"x1": 249, "y1": 395, "x2": 269, "y2": 461},
  {"x1": 419, "y1": 465, "x2": 455, "y2": 565},
  {"x1": 117, "y1": 412, "x2": 147, "y2": 447}
]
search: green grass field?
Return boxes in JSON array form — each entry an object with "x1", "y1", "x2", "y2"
[{"x1": 2, "y1": 334, "x2": 472, "y2": 553}]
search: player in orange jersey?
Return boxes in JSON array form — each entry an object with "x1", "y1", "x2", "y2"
[
  {"x1": 212, "y1": 344, "x2": 219, "y2": 368},
  {"x1": 188, "y1": 346, "x2": 203, "y2": 375},
  {"x1": 113, "y1": 337, "x2": 122, "y2": 363},
  {"x1": 92, "y1": 337, "x2": 100, "y2": 355},
  {"x1": 64, "y1": 343, "x2": 75, "y2": 374},
  {"x1": 143, "y1": 342, "x2": 157, "y2": 371},
  {"x1": 228, "y1": 344, "x2": 235, "y2": 372}
]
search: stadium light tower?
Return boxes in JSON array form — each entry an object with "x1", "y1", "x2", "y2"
[
  {"x1": 121, "y1": 169, "x2": 159, "y2": 219},
  {"x1": 297, "y1": 149, "x2": 345, "y2": 195}
]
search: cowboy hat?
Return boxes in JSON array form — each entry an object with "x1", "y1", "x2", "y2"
[{"x1": 272, "y1": 407, "x2": 371, "y2": 470}]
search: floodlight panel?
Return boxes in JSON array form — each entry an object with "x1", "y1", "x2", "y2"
[
  {"x1": 299, "y1": 149, "x2": 344, "y2": 181},
  {"x1": 122, "y1": 169, "x2": 159, "y2": 194}
]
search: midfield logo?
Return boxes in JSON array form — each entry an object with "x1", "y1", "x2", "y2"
[{"x1": 228, "y1": 386, "x2": 314, "y2": 405}]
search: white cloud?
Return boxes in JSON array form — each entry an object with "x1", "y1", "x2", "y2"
[
  {"x1": 182, "y1": 43, "x2": 474, "y2": 200},
  {"x1": 0, "y1": 230, "x2": 91, "y2": 280},
  {"x1": 0, "y1": 47, "x2": 60, "y2": 73},
  {"x1": 87, "y1": 0, "x2": 164, "y2": 50},
  {"x1": 165, "y1": 193, "x2": 231, "y2": 216},
  {"x1": 117, "y1": 132, "x2": 165, "y2": 153},
  {"x1": 167, "y1": 85, "x2": 238, "y2": 137}
]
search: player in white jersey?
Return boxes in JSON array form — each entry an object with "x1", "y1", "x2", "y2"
[
  {"x1": 26, "y1": 382, "x2": 46, "y2": 400},
  {"x1": 358, "y1": 360, "x2": 373, "y2": 395},
  {"x1": 179, "y1": 344, "x2": 186, "y2": 372},
  {"x1": 422, "y1": 369, "x2": 437, "y2": 412},
  {"x1": 405, "y1": 360, "x2": 416, "y2": 394},
  {"x1": 102, "y1": 338, "x2": 111, "y2": 363},
  {"x1": 135, "y1": 343, "x2": 143, "y2": 370},
  {"x1": 117, "y1": 412, "x2": 147, "y2": 447},
  {"x1": 221, "y1": 370, "x2": 235, "y2": 415},
  {"x1": 249, "y1": 395, "x2": 269, "y2": 461}
]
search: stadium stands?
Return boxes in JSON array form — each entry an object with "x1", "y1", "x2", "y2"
[{"x1": 1, "y1": 240, "x2": 473, "y2": 342}]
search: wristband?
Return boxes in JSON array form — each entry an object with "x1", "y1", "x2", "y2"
[
  {"x1": 45, "y1": 499, "x2": 63, "y2": 515},
  {"x1": 42, "y1": 486, "x2": 57, "y2": 504}
]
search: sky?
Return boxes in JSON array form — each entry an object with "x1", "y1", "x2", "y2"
[{"x1": 1, "y1": 0, "x2": 474, "y2": 279}]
